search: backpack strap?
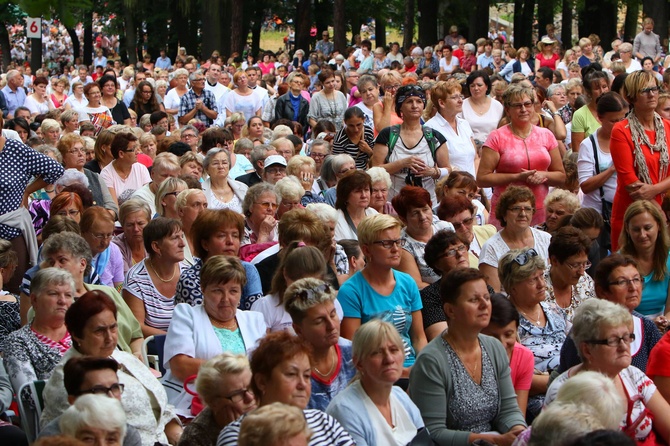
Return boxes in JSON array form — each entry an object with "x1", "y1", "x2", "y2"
[
  {"x1": 384, "y1": 124, "x2": 439, "y2": 163},
  {"x1": 384, "y1": 125, "x2": 402, "y2": 163}
]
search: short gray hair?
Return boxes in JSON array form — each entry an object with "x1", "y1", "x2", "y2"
[
  {"x1": 464, "y1": 43, "x2": 476, "y2": 53},
  {"x1": 367, "y1": 166, "x2": 391, "y2": 188},
  {"x1": 528, "y1": 402, "x2": 610, "y2": 446},
  {"x1": 55, "y1": 168, "x2": 89, "y2": 190},
  {"x1": 118, "y1": 198, "x2": 151, "y2": 225},
  {"x1": 196, "y1": 353, "x2": 250, "y2": 406},
  {"x1": 571, "y1": 298, "x2": 633, "y2": 360},
  {"x1": 202, "y1": 147, "x2": 230, "y2": 171},
  {"x1": 275, "y1": 176, "x2": 303, "y2": 202},
  {"x1": 31, "y1": 267, "x2": 76, "y2": 298},
  {"x1": 242, "y1": 183, "x2": 280, "y2": 216},
  {"x1": 498, "y1": 248, "x2": 546, "y2": 293},
  {"x1": 330, "y1": 154, "x2": 355, "y2": 176},
  {"x1": 60, "y1": 394, "x2": 127, "y2": 442},
  {"x1": 41, "y1": 232, "x2": 93, "y2": 277},
  {"x1": 305, "y1": 203, "x2": 337, "y2": 224},
  {"x1": 546, "y1": 83, "x2": 566, "y2": 98},
  {"x1": 35, "y1": 145, "x2": 62, "y2": 164},
  {"x1": 189, "y1": 70, "x2": 204, "y2": 82},
  {"x1": 176, "y1": 188, "x2": 205, "y2": 210}
]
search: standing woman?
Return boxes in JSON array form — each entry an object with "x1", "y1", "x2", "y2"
[
  {"x1": 63, "y1": 81, "x2": 88, "y2": 111},
  {"x1": 371, "y1": 84, "x2": 450, "y2": 205},
  {"x1": 308, "y1": 68, "x2": 348, "y2": 131},
  {"x1": 610, "y1": 70, "x2": 670, "y2": 250},
  {"x1": 98, "y1": 74, "x2": 131, "y2": 127},
  {"x1": 373, "y1": 71, "x2": 404, "y2": 134},
  {"x1": 477, "y1": 84, "x2": 565, "y2": 227},
  {"x1": 571, "y1": 67, "x2": 610, "y2": 151},
  {"x1": 223, "y1": 71, "x2": 264, "y2": 120},
  {"x1": 535, "y1": 37, "x2": 560, "y2": 72},
  {"x1": 50, "y1": 77, "x2": 69, "y2": 110},
  {"x1": 459, "y1": 71, "x2": 504, "y2": 151},
  {"x1": 425, "y1": 79, "x2": 478, "y2": 177},
  {"x1": 24, "y1": 76, "x2": 55, "y2": 117},
  {"x1": 332, "y1": 107, "x2": 374, "y2": 170},
  {"x1": 80, "y1": 83, "x2": 114, "y2": 135},
  {"x1": 129, "y1": 81, "x2": 164, "y2": 118},
  {"x1": 164, "y1": 68, "x2": 189, "y2": 129}
]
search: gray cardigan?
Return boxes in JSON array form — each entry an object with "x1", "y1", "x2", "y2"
[{"x1": 409, "y1": 334, "x2": 527, "y2": 446}]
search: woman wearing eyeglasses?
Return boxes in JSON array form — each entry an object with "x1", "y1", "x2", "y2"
[
  {"x1": 129, "y1": 81, "x2": 164, "y2": 119},
  {"x1": 99, "y1": 132, "x2": 151, "y2": 206},
  {"x1": 477, "y1": 83, "x2": 566, "y2": 228},
  {"x1": 498, "y1": 247, "x2": 569, "y2": 417},
  {"x1": 338, "y1": 214, "x2": 427, "y2": 380},
  {"x1": 240, "y1": 183, "x2": 280, "y2": 248},
  {"x1": 334, "y1": 170, "x2": 378, "y2": 242},
  {"x1": 545, "y1": 299, "x2": 670, "y2": 445},
  {"x1": 202, "y1": 148, "x2": 248, "y2": 214},
  {"x1": 80, "y1": 207, "x2": 124, "y2": 289},
  {"x1": 610, "y1": 71, "x2": 670, "y2": 251}
]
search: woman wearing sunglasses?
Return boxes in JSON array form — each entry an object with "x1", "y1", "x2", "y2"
[
  {"x1": 498, "y1": 247, "x2": 569, "y2": 418},
  {"x1": 338, "y1": 214, "x2": 427, "y2": 381}
]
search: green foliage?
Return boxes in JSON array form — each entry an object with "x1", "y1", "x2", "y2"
[{"x1": 0, "y1": 0, "x2": 93, "y2": 27}]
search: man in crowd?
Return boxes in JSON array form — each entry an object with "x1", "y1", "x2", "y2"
[
  {"x1": 155, "y1": 49, "x2": 172, "y2": 70},
  {"x1": 315, "y1": 30, "x2": 334, "y2": 58},
  {"x1": 204, "y1": 63, "x2": 228, "y2": 102},
  {"x1": 1, "y1": 70, "x2": 26, "y2": 119},
  {"x1": 237, "y1": 145, "x2": 278, "y2": 187},
  {"x1": 179, "y1": 71, "x2": 218, "y2": 128}
]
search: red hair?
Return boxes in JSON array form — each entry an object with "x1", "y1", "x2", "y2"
[
  {"x1": 51, "y1": 192, "x2": 84, "y2": 216},
  {"x1": 391, "y1": 186, "x2": 432, "y2": 219}
]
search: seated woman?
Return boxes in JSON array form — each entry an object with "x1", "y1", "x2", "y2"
[
  {"x1": 479, "y1": 185, "x2": 552, "y2": 292},
  {"x1": 155, "y1": 177, "x2": 188, "y2": 220},
  {"x1": 5, "y1": 268, "x2": 74, "y2": 393},
  {"x1": 111, "y1": 199, "x2": 150, "y2": 275},
  {"x1": 437, "y1": 171, "x2": 489, "y2": 225},
  {"x1": 31, "y1": 188, "x2": 86, "y2": 239},
  {"x1": 327, "y1": 319, "x2": 424, "y2": 445},
  {"x1": 240, "y1": 183, "x2": 280, "y2": 248},
  {"x1": 99, "y1": 132, "x2": 151, "y2": 205},
  {"x1": 394, "y1": 185, "x2": 453, "y2": 289},
  {"x1": 546, "y1": 299, "x2": 670, "y2": 445},
  {"x1": 437, "y1": 194, "x2": 496, "y2": 267},
  {"x1": 537, "y1": 188, "x2": 581, "y2": 234},
  {"x1": 498, "y1": 247, "x2": 569, "y2": 417},
  {"x1": 41, "y1": 291, "x2": 182, "y2": 445},
  {"x1": 238, "y1": 403, "x2": 311, "y2": 446},
  {"x1": 59, "y1": 394, "x2": 127, "y2": 446},
  {"x1": 305, "y1": 202, "x2": 352, "y2": 284},
  {"x1": 162, "y1": 255, "x2": 267, "y2": 418},
  {"x1": 338, "y1": 214, "x2": 427, "y2": 377},
  {"x1": 275, "y1": 177, "x2": 306, "y2": 219},
  {"x1": 560, "y1": 254, "x2": 662, "y2": 374},
  {"x1": 40, "y1": 232, "x2": 144, "y2": 356},
  {"x1": 286, "y1": 155, "x2": 324, "y2": 207},
  {"x1": 285, "y1": 277, "x2": 355, "y2": 411},
  {"x1": 409, "y1": 268, "x2": 527, "y2": 445},
  {"x1": 334, "y1": 170, "x2": 378, "y2": 241},
  {"x1": 217, "y1": 331, "x2": 355, "y2": 446},
  {"x1": 179, "y1": 353, "x2": 257, "y2": 446},
  {"x1": 122, "y1": 218, "x2": 187, "y2": 337},
  {"x1": 80, "y1": 207, "x2": 124, "y2": 289},
  {"x1": 367, "y1": 167, "x2": 396, "y2": 216},
  {"x1": 481, "y1": 294, "x2": 535, "y2": 415},
  {"x1": 543, "y1": 227, "x2": 595, "y2": 322},
  {"x1": 420, "y1": 230, "x2": 472, "y2": 340},
  {"x1": 201, "y1": 148, "x2": 248, "y2": 213},
  {"x1": 252, "y1": 243, "x2": 342, "y2": 333},
  {"x1": 175, "y1": 209, "x2": 263, "y2": 310}
]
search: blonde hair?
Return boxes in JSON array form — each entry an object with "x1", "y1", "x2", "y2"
[
  {"x1": 357, "y1": 214, "x2": 402, "y2": 245},
  {"x1": 238, "y1": 403, "x2": 311, "y2": 445},
  {"x1": 196, "y1": 353, "x2": 250, "y2": 406},
  {"x1": 155, "y1": 177, "x2": 187, "y2": 216}
]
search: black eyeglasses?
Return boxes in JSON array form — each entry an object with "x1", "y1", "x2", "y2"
[
  {"x1": 513, "y1": 248, "x2": 538, "y2": 266},
  {"x1": 640, "y1": 86, "x2": 661, "y2": 95},
  {"x1": 224, "y1": 388, "x2": 254, "y2": 403},
  {"x1": 80, "y1": 383, "x2": 125, "y2": 397},
  {"x1": 294, "y1": 283, "x2": 331, "y2": 301},
  {"x1": 373, "y1": 238, "x2": 406, "y2": 249},
  {"x1": 440, "y1": 244, "x2": 468, "y2": 258},
  {"x1": 587, "y1": 333, "x2": 635, "y2": 347}
]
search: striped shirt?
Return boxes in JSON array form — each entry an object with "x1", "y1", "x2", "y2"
[
  {"x1": 122, "y1": 260, "x2": 186, "y2": 330},
  {"x1": 217, "y1": 409, "x2": 355, "y2": 446}
]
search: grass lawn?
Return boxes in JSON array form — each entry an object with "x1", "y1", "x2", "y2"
[{"x1": 258, "y1": 29, "x2": 405, "y2": 54}]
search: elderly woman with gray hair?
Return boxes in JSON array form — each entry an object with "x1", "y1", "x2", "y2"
[
  {"x1": 202, "y1": 148, "x2": 248, "y2": 214},
  {"x1": 4, "y1": 267, "x2": 75, "y2": 393},
  {"x1": 59, "y1": 394, "x2": 128, "y2": 445},
  {"x1": 546, "y1": 83, "x2": 571, "y2": 124},
  {"x1": 498, "y1": 247, "x2": 569, "y2": 417},
  {"x1": 545, "y1": 299, "x2": 670, "y2": 444}
]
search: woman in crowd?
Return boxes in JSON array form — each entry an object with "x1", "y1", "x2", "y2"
[
  {"x1": 83, "y1": 129, "x2": 115, "y2": 174},
  {"x1": 498, "y1": 248, "x2": 569, "y2": 416},
  {"x1": 42, "y1": 291, "x2": 182, "y2": 445},
  {"x1": 4, "y1": 268, "x2": 74, "y2": 393},
  {"x1": 179, "y1": 353, "x2": 257, "y2": 446},
  {"x1": 437, "y1": 194, "x2": 496, "y2": 267},
  {"x1": 99, "y1": 132, "x2": 151, "y2": 204},
  {"x1": 285, "y1": 276, "x2": 355, "y2": 412},
  {"x1": 409, "y1": 268, "x2": 527, "y2": 445},
  {"x1": 482, "y1": 294, "x2": 535, "y2": 416},
  {"x1": 129, "y1": 81, "x2": 164, "y2": 118},
  {"x1": 394, "y1": 185, "x2": 452, "y2": 288},
  {"x1": 98, "y1": 75, "x2": 131, "y2": 127},
  {"x1": 544, "y1": 227, "x2": 595, "y2": 322},
  {"x1": 334, "y1": 170, "x2": 378, "y2": 241},
  {"x1": 241, "y1": 183, "x2": 280, "y2": 247},
  {"x1": 546, "y1": 299, "x2": 670, "y2": 445},
  {"x1": 59, "y1": 394, "x2": 127, "y2": 446},
  {"x1": 571, "y1": 67, "x2": 610, "y2": 151},
  {"x1": 366, "y1": 167, "x2": 395, "y2": 216},
  {"x1": 439, "y1": 45, "x2": 460, "y2": 74},
  {"x1": 238, "y1": 403, "x2": 311, "y2": 446},
  {"x1": 338, "y1": 214, "x2": 427, "y2": 376},
  {"x1": 50, "y1": 77, "x2": 69, "y2": 110},
  {"x1": 285, "y1": 156, "x2": 320, "y2": 207},
  {"x1": 611, "y1": 70, "x2": 670, "y2": 250},
  {"x1": 420, "y1": 230, "x2": 472, "y2": 340},
  {"x1": 40, "y1": 119, "x2": 61, "y2": 146},
  {"x1": 223, "y1": 71, "x2": 264, "y2": 120},
  {"x1": 618, "y1": 201, "x2": 670, "y2": 325},
  {"x1": 64, "y1": 80, "x2": 88, "y2": 111},
  {"x1": 57, "y1": 133, "x2": 118, "y2": 216},
  {"x1": 80, "y1": 207, "x2": 124, "y2": 289},
  {"x1": 139, "y1": 134, "x2": 158, "y2": 161},
  {"x1": 373, "y1": 71, "x2": 404, "y2": 133},
  {"x1": 332, "y1": 107, "x2": 374, "y2": 170},
  {"x1": 477, "y1": 83, "x2": 565, "y2": 227},
  {"x1": 539, "y1": 189, "x2": 581, "y2": 234},
  {"x1": 155, "y1": 177, "x2": 188, "y2": 220},
  {"x1": 225, "y1": 114, "x2": 246, "y2": 142},
  {"x1": 478, "y1": 186, "x2": 552, "y2": 292},
  {"x1": 0, "y1": 240, "x2": 19, "y2": 354},
  {"x1": 162, "y1": 256, "x2": 266, "y2": 418},
  {"x1": 164, "y1": 68, "x2": 189, "y2": 129},
  {"x1": 577, "y1": 37, "x2": 601, "y2": 67},
  {"x1": 327, "y1": 320, "x2": 424, "y2": 445},
  {"x1": 32, "y1": 189, "x2": 84, "y2": 238},
  {"x1": 460, "y1": 71, "x2": 504, "y2": 152},
  {"x1": 122, "y1": 218, "x2": 186, "y2": 337},
  {"x1": 112, "y1": 199, "x2": 150, "y2": 274},
  {"x1": 274, "y1": 177, "x2": 304, "y2": 218},
  {"x1": 308, "y1": 69, "x2": 348, "y2": 131},
  {"x1": 7, "y1": 117, "x2": 30, "y2": 143},
  {"x1": 24, "y1": 76, "x2": 55, "y2": 117},
  {"x1": 425, "y1": 79, "x2": 478, "y2": 177},
  {"x1": 438, "y1": 170, "x2": 489, "y2": 224},
  {"x1": 559, "y1": 254, "x2": 662, "y2": 375},
  {"x1": 80, "y1": 83, "x2": 114, "y2": 135},
  {"x1": 180, "y1": 151, "x2": 204, "y2": 180},
  {"x1": 244, "y1": 116, "x2": 266, "y2": 143},
  {"x1": 371, "y1": 84, "x2": 450, "y2": 204},
  {"x1": 217, "y1": 331, "x2": 355, "y2": 446},
  {"x1": 535, "y1": 37, "x2": 560, "y2": 71},
  {"x1": 353, "y1": 75, "x2": 379, "y2": 131},
  {"x1": 201, "y1": 148, "x2": 248, "y2": 214}
]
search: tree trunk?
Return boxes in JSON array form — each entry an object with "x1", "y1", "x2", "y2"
[
  {"x1": 201, "y1": 0, "x2": 222, "y2": 59},
  {"x1": 644, "y1": 0, "x2": 668, "y2": 48},
  {"x1": 83, "y1": 12, "x2": 93, "y2": 67},
  {"x1": 418, "y1": 0, "x2": 437, "y2": 47},
  {"x1": 251, "y1": 6, "x2": 263, "y2": 56},
  {"x1": 295, "y1": 0, "x2": 312, "y2": 53},
  {"x1": 186, "y1": 4, "x2": 200, "y2": 57},
  {"x1": 30, "y1": 36, "x2": 41, "y2": 73},
  {"x1": 598, "y1": 0, "x2": 618, "y2": 52},
  {"x1": 333, "y1": 0, "x2": 347, "y2": 53},
  {"x1": 123, "y1": 2, "x2": 138, "y2": 65},
  {"x1": 514, "y1": 0, "x2": 534, "y2": 48},
  {"x1": 375, "y1": 13, "x2": 386, "y2": 49},
  {"x1": 623, "y1": 1, "x2": 639, "y2": 42},
  {"x1": 467, "y1": 0, "x2": 489, "y2": 44},
  {"x1": 402, "y1": 0, "x2": 414, "y2": 50},
  {"x1": 0, "y1": 23, "x2": 10, "y2": 71},
  {"x1": 537, "y1": 0, "x2": 554, "y2": 44},
  {"x1": 561, "y1": 0, "x2": 572, "y2": 49},
  {"x1": 220, "y1": 0, "x2": 231, "y2": 58},
  {"x1": 66, "y1": 28, "x2": 80, "y2": 61},
  {"x1": 230, "y1": 0, "x2": 245, "y2": 55}
]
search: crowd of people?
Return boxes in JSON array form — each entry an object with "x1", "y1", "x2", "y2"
[{"x1": 2, "y1": 16, "x2": 670, "y2": 446}]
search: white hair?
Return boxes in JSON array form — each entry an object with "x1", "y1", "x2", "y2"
[
  {"x1": 367, "y1": 166, "x2": 392, "y2": 188},
  {"x1": 306, "y1": 203, "x2": 337, "y2": 224},
  {"x1": 59, "y1": 394, "x2": 127, "y2": 441},
  {"x1": 55, "y1": 168, "x2": 90, "y2": 189}
]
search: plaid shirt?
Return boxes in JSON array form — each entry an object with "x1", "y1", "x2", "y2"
[{"x1": 178, "y1": 88, "x2": 218, "y2": 127}]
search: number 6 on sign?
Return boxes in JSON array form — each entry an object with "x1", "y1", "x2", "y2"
[{"x1": 26, "y1": 18, "x2": 41, "y2": 39}]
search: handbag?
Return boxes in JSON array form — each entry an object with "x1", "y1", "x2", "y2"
[{"x1": 183, "y1": 375, "x2": 204, "y2": 416}]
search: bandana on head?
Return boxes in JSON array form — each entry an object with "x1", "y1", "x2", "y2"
[{"x1": 395, "y1": 85, "x2": 426, "y2": 116}]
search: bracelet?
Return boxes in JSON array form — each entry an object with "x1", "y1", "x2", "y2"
[
  {"x1": 432, "y1": 166, "x2": 440, "y2": 179},
  {"x1": 438, "y1": 167, "x2": 449, "y2": 179},
  {"x1": 552, "y1": 111, "x2": 561, "y2": 116}
]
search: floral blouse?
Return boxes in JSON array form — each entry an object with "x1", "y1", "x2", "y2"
[{"x1": 543, "y1": 265, "x2": 595, "y2": 322}]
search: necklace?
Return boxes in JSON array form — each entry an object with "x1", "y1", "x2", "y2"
[
  {"x1": 519, "y1": 306, "x2": 543, "y2": 326},
  {"x1": 210, "y1": 317, "x2": 238, "y2": 330},
  {"x1": 470, "y1": 98, "x2": 489, "y2": 116},
  {"x1": 147, "y1": 259, "x2": 177, "y2": 283},
  {"x1": 112, "y1": 161, "x2": 130, "y2": 180},
  {"x1": 510, "y1": 123, "x2": 532, "y2": 140},
  {"x1": 442, "y1": 333, "x2": 479, "y2": 379},
  {"x1": 313, "y1": 346, "x2": 337, "y2": 377}
]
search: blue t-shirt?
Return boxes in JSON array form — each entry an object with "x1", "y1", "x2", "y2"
[
  {"x1": 308, "y1": 338, "x2": 356, "y2": 411},
  {"x1": 636, "y1": 255, "x2": 670, "y2": 316},
  {"x1": 338, "y1": 270, "x2": 422, "y2": 367}
]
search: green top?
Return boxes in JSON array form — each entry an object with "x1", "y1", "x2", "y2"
[{"x1": 571, "y1": 105, "x2": 601, "y2": 139}]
